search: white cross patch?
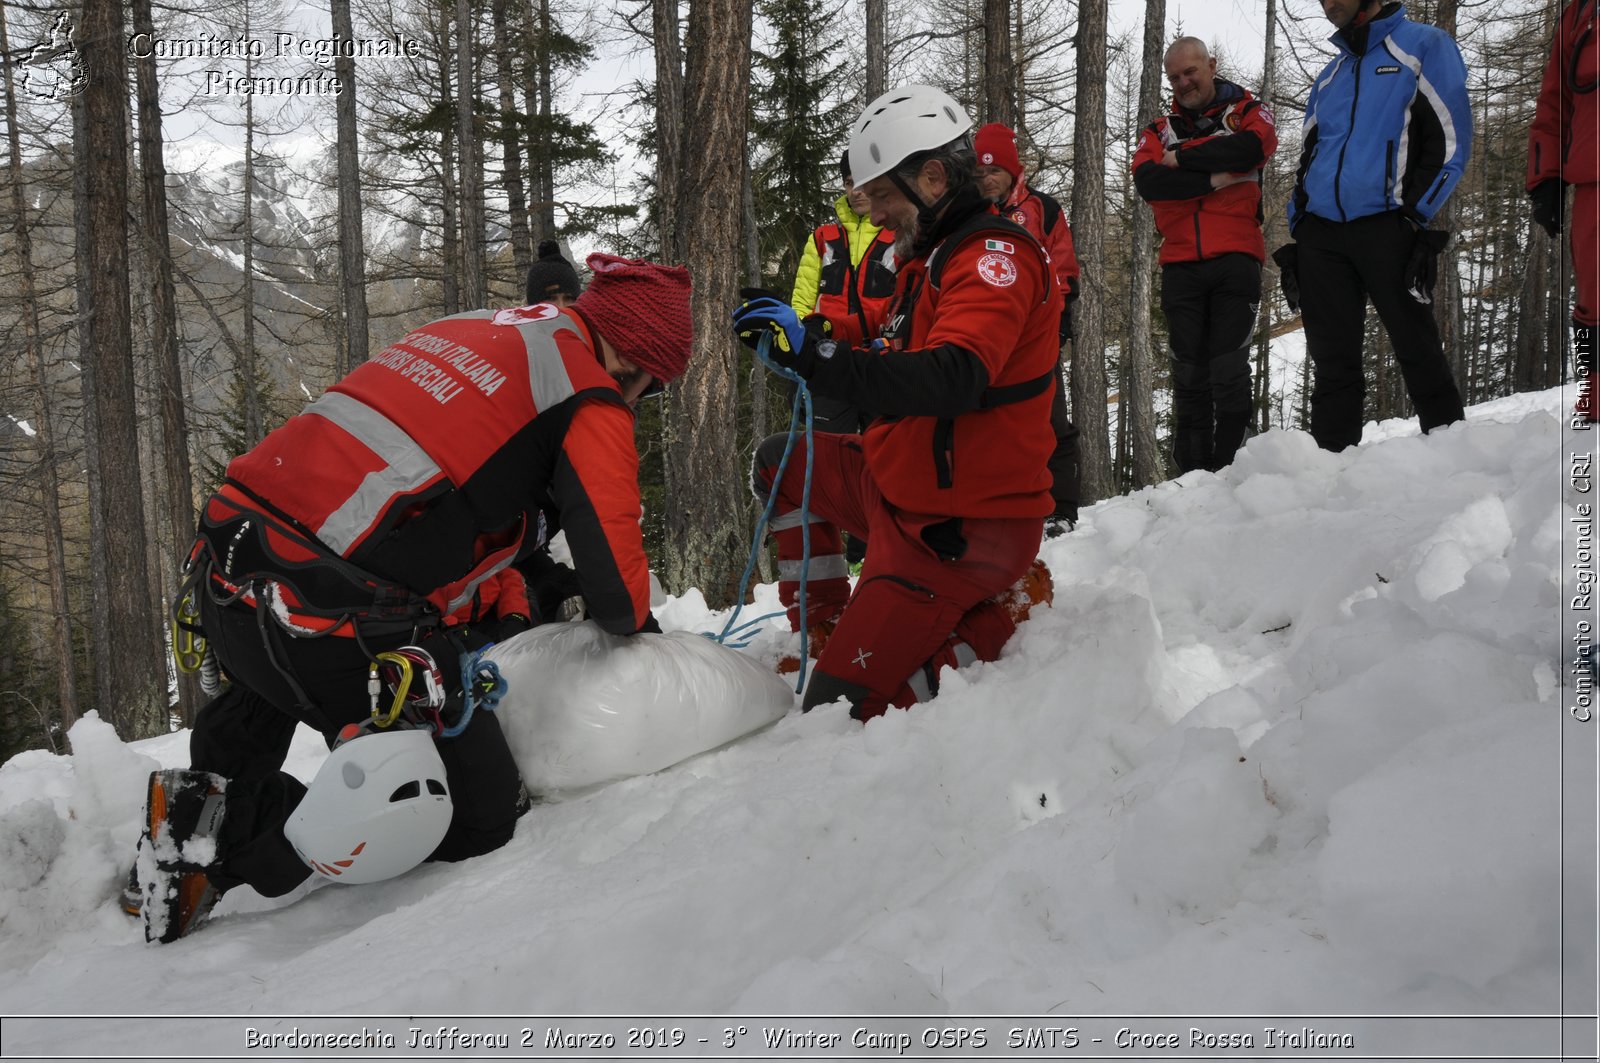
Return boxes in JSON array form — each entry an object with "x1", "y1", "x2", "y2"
[
  {"x1": 852, "y1": 647, "x2": 873, "y2": 669},
  {"x1": 977, "y1": 252, "x2": 1018, "y2": 288}
]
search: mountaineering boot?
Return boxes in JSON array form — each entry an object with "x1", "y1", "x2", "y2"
[
  {"x1": 137, "y1": 769, "x2": 228, "y2": 944},
  {"x1": 896, "y1": 558, "x2": 1059, "y2": 709},
  {"x1": 777, "y1": 619, "x2": 837, "y2": 675},
  {"x1": 1003, "y1": 558, "x2": 1055, "y2": 625},
  {"x1": 119, "y1": 862, "x2": 142, "y2": 916}
]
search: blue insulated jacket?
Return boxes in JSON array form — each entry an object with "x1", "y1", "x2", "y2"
[{"x1": 1289, "y1": 3, "x2": 1472, "y2": 231}]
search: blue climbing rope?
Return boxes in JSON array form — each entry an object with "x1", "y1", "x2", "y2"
[
  {"x1": 709, "y1": 333, "x2": 817, "y2": 692},
  {"x1": 443, "y1": 649, "x2": 507, "y2": 739}
]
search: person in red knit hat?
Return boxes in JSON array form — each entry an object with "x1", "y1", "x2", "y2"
[
  {"x1": 131, "y1": 253, "x2": 692, "y2": 942},
  {"x1": 973, "y1": 121, "x2": 1083, "y2": 533}
]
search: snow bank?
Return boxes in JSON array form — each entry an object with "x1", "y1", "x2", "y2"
[{"x1": 0, "y1": 389, "x2": 1588, "y2": 1032}]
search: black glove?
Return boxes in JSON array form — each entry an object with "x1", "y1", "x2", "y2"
[
  {"x1": 1058, "y1": 304, "x2": 1074, "y2": 343},
  {"x1": 1271, "y1": 244, "x2": 1300, "y2": 314},
  {"x1": 1404, "y1": 229, "x2": 1450, "y2": 306},
  {"x1": 1529, "y1": 179, "x2": 1564, "y2": 239},
  {"x1": 525, "y1": 557, "x2": 583, "y2": 626},
  {"x1": 482, "y1": 612, "x2": 531, "y2": 643}
]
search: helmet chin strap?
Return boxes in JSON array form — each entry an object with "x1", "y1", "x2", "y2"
[{"x1": 887, "y1": 165, "x2": 958, "y2": 250}]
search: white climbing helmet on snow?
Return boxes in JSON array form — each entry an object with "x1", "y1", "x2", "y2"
[
  {"x1": 284, "y1": 728, "x2": 452, "y2": 884},
  {"x1": 847, "y1": 84, "x2": 974, "y2": 186}
]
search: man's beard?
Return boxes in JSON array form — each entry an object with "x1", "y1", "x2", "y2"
[{"x1": 892, "y1": 213, "x2": 920, "y2": 260}]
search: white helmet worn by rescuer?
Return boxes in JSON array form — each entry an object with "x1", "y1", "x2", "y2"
[
  {"x1": 284, "y1": 727, "x2": 452, "y2": 884},
  {"x1": 846, "y1": 84, "x2": 974, "y2": 187}
]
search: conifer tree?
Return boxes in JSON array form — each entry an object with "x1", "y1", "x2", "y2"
[{"x1": 749, "y1": 0, "x2": 854, "y2": 289}]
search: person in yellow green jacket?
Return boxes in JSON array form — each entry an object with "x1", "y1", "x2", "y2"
[
  {"x1": 784, "y1": 153, "x2": 898, "y2": 566},
  {"x1": 791, "y1": 151, "x2": 899, "y2": 356}
]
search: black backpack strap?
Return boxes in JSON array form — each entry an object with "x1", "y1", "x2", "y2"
[
  {"x1": 927, "y1": 370, "x2": 1057, "y2": 489},
  {"x1": 925, "y1": 212, "x2": 1049, "y2": 304},
  {"x1": 979, "y1": 369, "x2": 1056, "y2": 408},
  {"x1": 1035, "y1": 189, "x2": 1063, "y2": 236}
]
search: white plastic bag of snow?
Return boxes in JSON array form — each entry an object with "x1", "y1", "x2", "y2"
[{"x1": 485, "y1": 621, "x2": 794, "y2": 794}]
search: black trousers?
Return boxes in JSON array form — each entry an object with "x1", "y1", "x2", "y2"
[
  {"x1": 1160, "y1": 253, "x2": 1260, "y2": 474},
  {"x1": 1047, "y1": 361, "x2": 1082, "y2": 519},
  {"x1": 191, "y1": 591, "x2": 525, "y2": 898},
  {"x1": 1295, "y1": 211, "x2": 1465, "y2": 451}
]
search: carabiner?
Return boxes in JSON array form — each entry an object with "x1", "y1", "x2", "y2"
[
  {"x1": 171, "y1": 592, "x2": 206, "y2": 675},
  {"x1": 369, "y1": 651, "x2": 413, "y2": 728}
]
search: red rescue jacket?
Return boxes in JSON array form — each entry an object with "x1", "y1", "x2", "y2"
[
  {"x1": 1529, "y1": 0, "x2": 1599, "y2": 189},
  {"x1": 1133, "y1": 80, "x2": 1277, "y2": 264},
  {"x1": 999, "y1": 182, "x2": 1082, "y2": 300},
  {"x1": 212, "y1": 306, "x2": 653, "y2": 637},
  {"x1": 862, "y1": 211, "x2": 1062, "y2": 517}
]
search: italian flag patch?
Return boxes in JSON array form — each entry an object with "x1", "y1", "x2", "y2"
[{"x1": 984, "y1": 238, "x2": 1015, "y2": 254}]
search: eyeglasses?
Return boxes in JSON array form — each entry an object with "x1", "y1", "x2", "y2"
[{"x1": 611, "y1": 363, "x2": 663, "y2": 403}]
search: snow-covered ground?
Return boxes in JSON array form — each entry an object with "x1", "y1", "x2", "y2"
[{"x1": 0, "y1": 386, "x2": 1595, "y2": 1060}]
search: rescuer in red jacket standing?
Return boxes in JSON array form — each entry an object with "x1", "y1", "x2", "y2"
[
  {"x1": 1133, "y1": 37, "x2": 1277, "y2": 473},
  {"x1": 973, "y1": 122, "x2": 1082, "y2": 532},
  {"x1": 1529, "y1": 0, "x2": 1598, "y2": 422}
]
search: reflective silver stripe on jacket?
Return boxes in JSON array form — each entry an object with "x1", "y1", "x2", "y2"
[
  {"x1": 439, "y1": 549, "x2": 519, "y2": 615},
  {"x1": 305, "y1": 390, "x2": 444, "y2": 556},
  {"x1": 517, "y1": 316, "x2": 582, "y2": 412},
  {"x1": 309, "y1": 314, "x2": 584, "y2": 558}
]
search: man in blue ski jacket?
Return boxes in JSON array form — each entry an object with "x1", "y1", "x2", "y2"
[{"x1": 1278, "y1": 0, "x2": 1472, "y2": 452}]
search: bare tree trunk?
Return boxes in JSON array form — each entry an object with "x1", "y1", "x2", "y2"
[
  {"x1": 1126, "y1": 0, "x2": 1166, "y2": 487},
  {"x1": 492, "y1": 0, "x2": 532, "y2": 273},
  {"x1": 535, "y1": 0, "x2": 556, "y2": 239},
  {"x1": 2, "y1": 1, "x2": 80, "y2": 730},
  {"x1": 456, "y1": 0, "x2": 486, "y2": 308},
  {"x1": 72, "y1": 90, "x2": 110, "y2": 727},
  {"x1": 331, "y1": 0, "x2": 370, "y2": 371},
  {"x1": 660, "y1": 0, "x2": 752, "y2": 606},
  {"x1": 131, "y1": 0, "x2": 200, "y2": 720},
  {"x1": 1254, "y1": 0, "x2": 1280, "y2": 434},
  {"x1": 653, "y1": 0, "x2": 685, "y2": 260},
  {"x1": 77, "y1": 0, "x2": 163, "y2": 737},
  {"x1": 520, "y1": 0, "x2": 557, "y2": 243},
  {"x1": 241, "y1": 15, "x2": 263, "y2": 447},
  {"x1": 742, "y1": 163, "x2": 772, "y2": 585},
  {"x1": 865, "y1": 0, "x2": 886, "y2": 102},
  {"x1": 982, "y1": 0, "x2": 1014, "y2": 125},
  {"x1": 1012, "y1": 0, "x2": 1026, "y2": 142},
  {"x1": 1429, "y1": 0, "x2": 1466, "y2": 392},
  {"x1": 1068, "y1": 0, "x2": 1112, "y2": 502},
  {"x1": 438, "y1": 19, "x2": 462, "y2": 316}
]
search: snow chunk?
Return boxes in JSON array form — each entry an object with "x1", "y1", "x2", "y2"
[
  {"x1": 1316, "y1": 712, "x2": 1560, "y2": 989},
  {"x1": 1113, "y1": 728, "x2": 1273, "y2": 919}
]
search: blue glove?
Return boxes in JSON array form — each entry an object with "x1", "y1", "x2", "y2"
[{"x1": 732, "y1": 288, "x2": 808, "y2": 361}]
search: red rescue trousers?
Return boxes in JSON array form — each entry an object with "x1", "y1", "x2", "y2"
[{"x1": 753, "y1": 431, "x2": 1043, "y2": 719}]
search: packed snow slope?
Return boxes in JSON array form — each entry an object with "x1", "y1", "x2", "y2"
[{"x1": 0, "y1": 388, "x2": 1591, "y2": 1022}]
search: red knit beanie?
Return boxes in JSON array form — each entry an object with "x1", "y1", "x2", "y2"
[
  {"x1": 574, "y1": 253, "x2": 694, "y2": 386},
  {"x1": 974, "y1": 123, "x2": 1023, "y2": 182}
]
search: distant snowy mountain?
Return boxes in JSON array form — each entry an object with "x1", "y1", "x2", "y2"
[{"x1": 0, "y1": 385, "x2": 1592, "y2": 1058}]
